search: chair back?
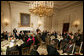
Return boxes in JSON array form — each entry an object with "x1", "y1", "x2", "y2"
[
  {"x1": 22, "y1": 47, "x2": 29, "y2": 55},
  {"x1": 8, "y1": 51, "x2": 19, "y2": 55}
]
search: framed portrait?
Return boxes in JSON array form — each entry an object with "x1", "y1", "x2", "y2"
[{"x1": 19, "y1": 13, "x2": 30, "y2": 27}]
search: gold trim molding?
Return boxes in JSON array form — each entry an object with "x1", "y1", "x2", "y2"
[{"x1": 18, "y1": 13, "x2": 31, "y2": 27}]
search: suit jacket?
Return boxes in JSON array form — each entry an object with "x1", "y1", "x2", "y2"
[
  {"x1": 19, "y1": 34, "x2": 24, "y2": 39},
  {"x1": 47, "y1": 45, "x2": 59, "y2": 55}
]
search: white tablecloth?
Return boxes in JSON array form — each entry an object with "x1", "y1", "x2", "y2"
[
  {"x1": 1, "y1": 39, "x2": 24, "y2": 55},
  {"x1": 56, "y1": 37, "x2": 63, "y2": 42},
  {"x1": 16, "y1": 39, "x2": 24, "y2": 46}
]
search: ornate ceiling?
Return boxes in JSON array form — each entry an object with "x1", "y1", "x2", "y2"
[
  {"x1": 16, "y1": 1, "x2": 82, "y2": 9},
  {"x1": 8, "y1": 1, "x2": 83, "y2": 9}
]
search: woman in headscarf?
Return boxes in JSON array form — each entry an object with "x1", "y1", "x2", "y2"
[{"x1": 27, "y1": 33, "x2": 35, "y2": 48}]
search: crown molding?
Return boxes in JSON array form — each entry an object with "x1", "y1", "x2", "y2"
[
  {"x1": 8, "y1": 1, "x2": 30, "y2": 5},
  {"x1": 54, "y1": 1, "x2": 83, "y2": 10}
]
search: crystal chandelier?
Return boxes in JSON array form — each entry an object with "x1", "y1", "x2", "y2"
[{"x1": 29, "y1": 1, "x2": 54, "y2": 17}]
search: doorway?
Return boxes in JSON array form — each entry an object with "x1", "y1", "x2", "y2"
[{"x1": 62, "y1": 23, "x2": 70, "y2": 33}]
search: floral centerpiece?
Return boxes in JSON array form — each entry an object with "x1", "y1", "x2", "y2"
[{"x1": 9, "y1": 37, "x2": 16, "y2": 48}]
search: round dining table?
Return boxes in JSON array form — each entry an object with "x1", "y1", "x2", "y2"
[{"x1": 1, "y1": 39, "x2": 24, "y2": 55}]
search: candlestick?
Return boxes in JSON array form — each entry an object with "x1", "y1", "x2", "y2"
[
  {"x1": 79, "y1": 42, "x2": 83, "y2": 54},
  {"x1": 72, "y1": 43, "x2": 75, "y2": 54}
]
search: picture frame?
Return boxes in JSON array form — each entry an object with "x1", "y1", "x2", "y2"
[{"x1": 19, "y1": 13, "x2": 30, "y2": 27}]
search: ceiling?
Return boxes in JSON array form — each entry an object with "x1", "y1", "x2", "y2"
[
  {"x1": 54, "y1": 1, "x2": 82, "y2": 9},
  {"x1": 14, "y1": 1, "x2": 82, "y2": 9}
]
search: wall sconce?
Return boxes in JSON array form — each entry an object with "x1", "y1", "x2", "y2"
[
  {"x1": 4, "y1": 19, "x2": 9, "y2": 26},
  {"x1": 5, "y1": 22, "x2": 9, "y2": 26},
  {"x1": 73, "y1": 20, "x2": 80, "y2": 28},
  {"x1": 74, "y1": 24, "x2": 79, "y2": 28}
]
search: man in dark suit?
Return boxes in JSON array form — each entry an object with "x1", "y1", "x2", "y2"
[
  {"x1": 79, "y1": 32, "x2": 83, "y2": 42},
  {"x1": 47, "y1": 45, "x2": 60, "y2": 55},
  {"x1": 30, "y1": 45, "x2": 39, "y2": 55},
  {"x1": 13, "y1": 28, "x2": 17, "y2": 37},
  {"x1": 19, "y1": 31, "x2": 24, "y2": 39},
  {"x1": 4, "y1": 31, "x2": 8, "y2": 40},
  {"x1": 36, "y1": 28, "x2": 42, "y2": 44},
  {"x1": 51, "y1": 31, "x2": 57, "y2": 38},
  {"x1": 47, "y1": 39, "x2": 60, "y2": 55},
  {"x1": 41, "y1": 30, "x2": 48, "y2": 42}
]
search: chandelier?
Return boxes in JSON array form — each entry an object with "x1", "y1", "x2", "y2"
[{"x1": 29, "y1": 1, "x2": 54, "y2": 17}]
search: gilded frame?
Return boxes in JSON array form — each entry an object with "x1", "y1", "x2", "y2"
[{"x1": 19, "y1": 13, "x2": 31, "y2": 27}]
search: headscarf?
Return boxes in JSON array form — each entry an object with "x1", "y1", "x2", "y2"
[{"x1": 27, "y1": 33, "x2": 35, "y2": 45}]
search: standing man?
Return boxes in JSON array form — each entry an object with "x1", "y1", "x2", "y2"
[{"x1": 13, "y1": 28, "x2": 17, "y2": 37}]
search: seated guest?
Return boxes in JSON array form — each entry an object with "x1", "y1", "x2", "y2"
[
  {"x1": 47, "y1": 45, "x2": 60, "y2": 55},
  {"x1": 15, "y1": 32, "x2": 19, "y2": 39},
  {"x1": 63, "y1": 40, "x2": 74, "y2": 54},
  {"x1": 13, "y1": 28, "x2": 17, "y2": 37},
  {"x1": 74, "y1": 32, "x2": 80, "y2": 46},
  {"x1": 20, "y1": 42, "x2": 29, "y2": 48},
  {"x1": 19, "y1": 43, "x2": 29, "y2": 55},
  {"x1": 4, "y1": 31, "x2": 8, "y2": 40},
  {"x1": 19, "y1": 31, "x2": 24, "y2": 39},
  {"x1": 78, "y1": 32, "x2": 83, "y2": 45},
  {"x1": 50, "y1": 36, "x2": 56, "y2": 41},
  {"x1": 60, "y1": 40, "x2": 68, "y2": 50},
  {"x1": 30, "y1": 45, "x2": 39, "y2": 55},
  {"x1": 37, "y1": 42, "x2": 48, "y2": 55},
  {"x1": 6, "y1": 45, "x2": 19, "y2": 55},
  {"x1": 23, "y1": 35, "x2": 27, "y2": 42},
  {"x1": 41, "y1": 30, "x2": 48, "y2": 42},
  {"x1": 22, "y1": 33, "x2": 28, "y2": 42},
  {"x1": 50, "y1": 39, "x2": 56, "y2": 47},
  {"x1": 34, "y1": 35, "x2": 40, "y2": 45},
  {"x1": 27, "y1": 33, "x2": 35, "y2": 48},
  {"x1": 79, "y1": 32, "x2": 83, "y2": 42},
  {"x1": 62, "y1": 32, "x2": 70, "y2": 43},
  {"x1": 45, "y1": 35, "x2": 51, "y2": 45},
  {"x1": 65, "y1": 33, "x2": 72, "y2": 43},
  {"x1": 52, "y1": 39, "x2": 59, "y2": 49},
  {"x1": 8, "y1": 32, "x2": 13, "y2": 41},
  {"x1": 62, "y1": 32, "x2": 66, "y2": 38},
  {"x1": 36, "y1": 29, "x2": 41, "y2": 34},
  {"x1": 47, "y1": 40, "x2": 60, "y2": 55},
  {"x1": 51, "y1": 31, "x2": 57, "y2": 38},
  {"x1": 74, "y1": 33, "x2": 78, "y2": 42},
  {"x1": 36, "y1": 29, "x2": 42, "y2": 43},
  {"x1": 77, "y1": 29, "x2": 81, "y2": 36},
  {"x1": 69, "y1": 32, "x2": 73, "y2": 36}
]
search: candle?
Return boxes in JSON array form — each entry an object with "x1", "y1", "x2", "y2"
[
  {"x1": 37, "y1": 1, "x2": 38, "y2": 7},
  {"x1": 36, "y1": 1, "x2": 37, "y2": 7},
  {"x1": 79, "y1": 42, "x2": 83, "y2": 53},
  {"x1": 31, "y1": 3, "x2": 33, "y2": 9},
  {"x1": 32, "y1": 2, "x2": 34, "y2": 8},
  {"x1": 50, "y1": 2, "x2": 51, "y2": 7},
  {"x1": 44, "y1": 1, "x2": 45, "y2": 6},
  {"x1": 51, "y1": 1, "x2": 53, "y2": 8},
  {"x1": 72, "y1": 43, "x2": 75, "y2": 54},
  {"x1": 46, "y1": 1, "x2": 48, "y2": 7}
]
